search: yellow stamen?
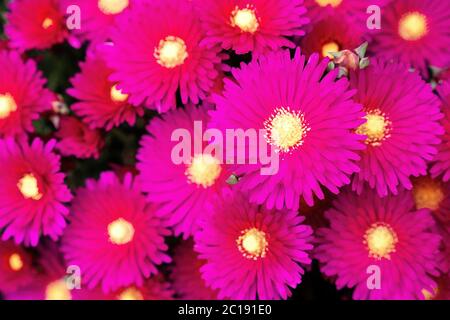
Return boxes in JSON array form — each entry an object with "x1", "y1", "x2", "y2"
[
  {"x1": 315, "y1": 0, "x2": 343, "y2": 8},
  {"x1": 98, "y1": 0, "x2": 129, "y2": 15},
  {"x1": 413, "y1": 177, "x2": 444, "y2": 211},
  {"x1": 45, "y1": 280, "x2": 72, "y2": 300},
  {"x1": 422, "y1": 287, "x2": 438, "y2": 300},
  {"x1": 0, "y1": 93, "x2": 18, "y2": 120},
  {"x1": 356, "y1": 110, "x2": 391, "y2": 146},
  {"x1": 364, "y1": 223, "x2": 398, "y2": 260},
  {"x1": 237, "y1": 228, "x2": 268, "y2": 260},
  {"x1": 264, "y1": 107, "x2": 310, "y2": 153},
  {"x1": 108, "y1": 218, "x2": 135, "y2": 245},
  {"x1": 154, "y1": 36, "x2": 188, "y2": 69},
  {"x1": 230, "y1": 6, "x2": 260, "y2": 34},
  {"x1": 110, "y1": 84, "x2": 128, "y2": 103},
  {"x1": 9, "y1": 253, "x2": 24, "y2": 272},
  {"x1": 321, "y1": 41, "x2": 340, "y2": 59},
  {"x1": 117, "y1": 287, "x2": 144, "y2": 300},
  {"x1": 399, "y1": 12, "x2": 428, "y2": 41},
  {"x1": 17, "y1": 174, "x2": 43, "y2": 201},
  {"x1": 186, "y1": 154, "x2": 222, "y2": 188},
  {"x1": 42, "y1": 18, "x2": 54, "y2": 30}
]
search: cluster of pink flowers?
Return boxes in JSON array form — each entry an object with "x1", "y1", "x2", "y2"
[{"x1": 0, "y1": 0, "x2": 449, "y2": 301}]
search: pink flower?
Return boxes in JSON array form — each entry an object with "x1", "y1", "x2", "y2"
[
  {"x1": 424, "y1": 276, "x2": 450, "y2": 300},
  {"x1": 412, "y1": 176, "x2": 450, "y2": 227},
  {"x1": 350, "y1": 59, "x2": 443, "y2": 196},
  {"x1": 196, "y1": 0, "x2": 309, "y2": 56},
  {"x1": 0, "y1": 138, "x2": 72, "y2": 246},
  {"x1": 431, "y1": 80, "x2": 450, "y2": 181},
  {"x1": 62, "y1": 172, "x2": 170, "y2": 292},
  {"x1": 55, "y1": 116, "x2": 104, "y2": 159},
  {"x1": 411, "y1": 175, "x2": 450, "y2": 277},
  {"x1": 68, "y1": 47, "x2": 144, "y2": 130},
  {"x1": 60, "y1": 0, "x2": 131, "y2": 45},
  {"x1": 194, "y1": 190, "x2": 314, "y2": 300},
  {"x1": 9, "y1": 240, "x2": 174, "y2": 300},
  {"x1": 105, "y1": 0, "x2": 222, "y2": 112},
  {"x1": 300, "y1": 15, "x2": 364, "y2": 60},
  {"x1": 304, "y1": 0, "x2": 388, "y2": 25},
  {"x1": 372, "y1": 0, "x2": 450, "y2": 74},
  {"x1": 316, "y1": 187, "x2": 442, "y2": 300},
  {"x1": 0, "y1": 240, "x2": 35, "y2": 294},
  {"x1": 137, "y1": 106, "x2": 230, "y2": 238},
  {"x1": 211, "y1": 49, "x2": 365, "y2": 209},
  {"x1": 6, "y1": 241, "x2": 127, "y2": 300},
  {"x1": 108, "y1": 277, "x2": 174, "y2": 300},
  {"x1": 171, "y1": 240, "x2": 218, "y2": 300},
  {"x1": 0, "y1": 51, "x2": 54, "y2": 138},
  {"x1": 6, "y1": 0, "x2": 67, "y2": 51}
]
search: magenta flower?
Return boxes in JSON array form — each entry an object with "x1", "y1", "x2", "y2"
[
  {"x1": 171, "y1": 240, "x2": 218, "y2": 300},
  {"x1": 431, "y1": 81, "x2": 450, "y2": 182},
  {"x1": 412, "y1": 175, "x2": 450, "y2": 278},
  {"x1": 60, "y1": 0, "x2": 131, "y2": 45},
  {"x1": 316, "y1": 187, "x2": 442, "y2": 300},
  {"x1": 194, "y1": 190, "x2": 313, "y2": 300},
  {"x1": 0, "y1": 138, "x2": 72, "y2": 246},
  {"x1": 372, "y1": 0, "x2": 450, "y2": 74},
  {"x1": 3, "y1": 280, "x2": 67, "y2": 300},
  {"x1": 211, "y1": 49, "x2": 365, "y2": 209},
  {"x1": 304, "y1": 0, "x2": 387, "y2": 25},
  {"x1": 4, "y1": 276, "x2": 106, "y2": 300},
  {"x1": 0, "y1": 240, "x2": 35, "y2": 294},
  {"x1": 62, "y1": 172, "x2": 170, "y2": 292},
  {"x1": 412, "y1": 176, "x2": 450, "y2": 225},
  {"x1": 300, "y1": 15, "x2": 364, "y2": 60},
  {"x1": 424, "y1": 276, "x2": 450, "y2": 300},
  {"x1": 137, "y1": 106, "x2": 230, "y2": 238},
  {"x1": 6, "y1": 0, "x2": 67, "y2": 51},
  {"x1": 105, "y1": 0, "x2": 222, "y2": 112},
  {"x1": 350, "y1": 59, "x2": 443, "y2": 196},
  {"x1": 0, "y1": 51, "x2": 55, "y2": 138},
  {"x1": 108, "y1": 278, "x2": 175, "y2": 300},
  {"x1": 55, "y1": 116, "x2": 104, "y2": 159},
  {"x1": 68, "y1": 47, "x2": 144, "y2": 131},
  {"x1": 196, "y1": 0, "x2": 309, "y2": 56},
  {"x1": 5, "y1": 241, "x2": 124, "y2": 300}
]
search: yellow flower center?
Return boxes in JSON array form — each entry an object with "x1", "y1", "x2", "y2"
[
  {"x1": 98, "y1": 0, "x2": 129, "y2": 15},
  {"x1": 110, "y1": 84, "x2": 128, "y2": 103},
  {"x1": 0, "y1": 93, "x2": 18, "y2": 120},
  {"x1": 356, "y1": 110, "x2": 391, "y2": 146},
  {"x1": 108, "y1": 218, "x2": 135, "y2": 245},
  {"x1": 186, "y1": 154, "x2": 222, "y2": 188},
  {"x1": 237, "y1": 228, "x2": 268, "y2": 260},
  {"x1": 315, "y1": 0, "x2": 343, "y2": 8},
  {"x1": 154, "y1": 36, "x2": 188, "y2": 69},
  {"x1": 9, "y1": 253, "x2": 24, "y2": 272},
  {"x1": 422, "y1": 287, "x2": 438, "y2": 300},
  {"x1": 364, "y1": 223, "x2": 398, "y2": 260},
  {"x1": 230, "y1": 6, "x2": 259, "y2": 33},
  {"x1": 413, "y1": 178, "x2": 444, "y2": 211},
  {"x1": 42, "y1": 18, "x2": 54, "y2": 30},
  {"x1": 322, "y1": 41, "x2": 340, "y2": 59},
  {"x1": 117, "y1": 287, "x2": 144, "y2": 300},
  {"x1": 17, "y1": 174, "x2": 43, "y2": 201},
  {"x1": 398, "y1": 12, "x2": 428, "y2": 41},
  {"x1": 45, "y1": 280, "x2": 72, "y2": 300},
  {"x1": 264, "y1": 107, "x2": 309, "y2": 153}
]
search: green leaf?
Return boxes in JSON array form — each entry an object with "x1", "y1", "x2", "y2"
[
  {"x1": 355, "y1": 42, "x2": 369, "y2": 59},
  {"x1": 226, "y1": 174, "x2": 239, "y2": 185},
  {"x1": 359, "y1": 57, "x2": 370, "y2": 69}
]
